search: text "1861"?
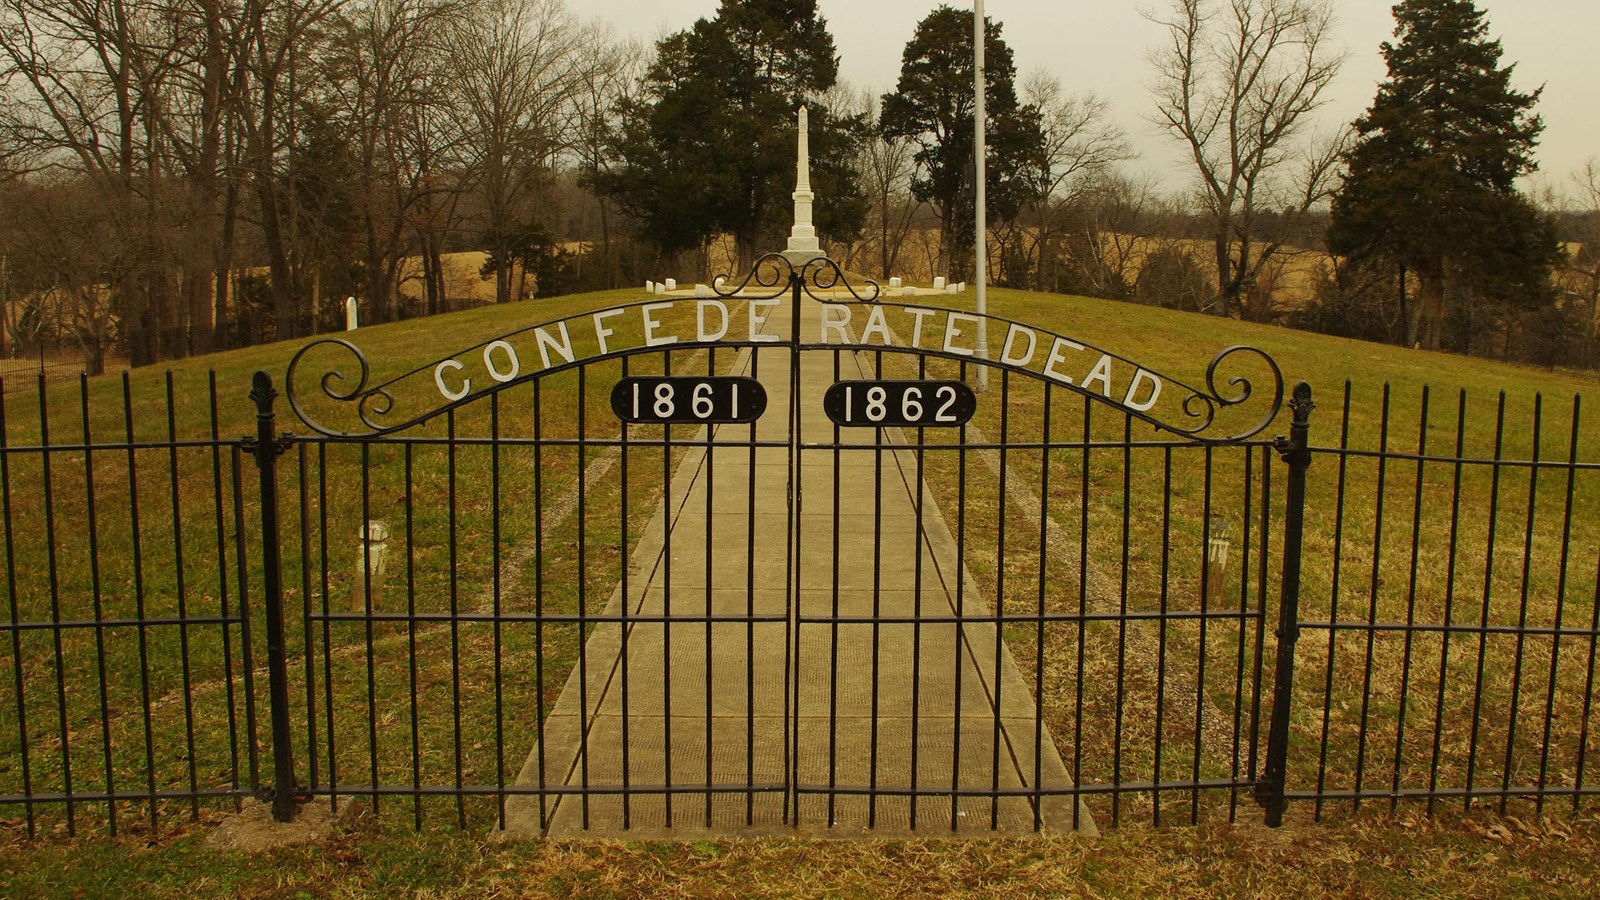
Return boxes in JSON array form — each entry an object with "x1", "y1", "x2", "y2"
[{"x1": 610, "y1": 377, "x2": 767, "y2": 424}]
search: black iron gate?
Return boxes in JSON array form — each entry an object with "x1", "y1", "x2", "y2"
[{"x1": 255, "y1": 254, "x2": 1298, "y2": 835}]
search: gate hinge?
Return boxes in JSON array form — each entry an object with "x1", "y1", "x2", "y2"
[
  {"x1": 1250, "y1": 773, "x2": 1276, "y2": 808},
  {"x1": 240, "y1": 432, "x2": 295, "y2": 457},
  {"x1": 1273, "y1": 434, "x2": 1313, "y2": 468}
]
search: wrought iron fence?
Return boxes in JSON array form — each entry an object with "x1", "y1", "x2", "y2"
[{"x1": 0, "y1": 314, "x2": 1597, "y2": 838}]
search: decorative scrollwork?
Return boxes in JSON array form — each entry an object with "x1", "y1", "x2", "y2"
[
  {"x1": 1141, "y1": 344, "x2": 1284, "y2": 441},
  {"x1": 711, "y1": 253, "x2": 881, "y2": 304},
  {"x1": 798, "y1": 257, "x2": 880, "y2": 303},
  {"x1": 712, "y1": 252, "x2": 794, "y2": 299},
  {"x1": 285, "y1": 337, "x2": 379, "y2": 437},
  {"x1": 1200, "y1": 345, "x2": 1284, "y2": 441}
]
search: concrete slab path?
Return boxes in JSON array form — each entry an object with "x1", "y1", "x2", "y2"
[{"x1": 504, "y1": 292, "x2": 1094, "y2": 838}]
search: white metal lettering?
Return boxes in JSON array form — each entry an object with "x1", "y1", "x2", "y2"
[
  {"x1": 642, "y1": 302, "x2": 677, "y2": 346},
  {"x1": 434, "y1": 359, "x2": 470, "y2": 401},
  {"x1": 483, "y1": 340, "x2": 520, "y2": 383}
]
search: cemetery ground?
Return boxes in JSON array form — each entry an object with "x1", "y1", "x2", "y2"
[
  {"x1": 2, "y1": 285, "x2": 1600, "y2": 893},
  {"x1": 2, "y1": 806, "x2": 1598, "y2": 896}
]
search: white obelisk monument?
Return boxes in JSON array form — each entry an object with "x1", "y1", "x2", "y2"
[{"x1": 780, "y1": 106, "x2": 824, "y2": 268}]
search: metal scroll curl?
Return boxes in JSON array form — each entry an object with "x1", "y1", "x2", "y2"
[
  {"x1": 1164, "y1": 344, "x2": 1284, "y2": 441},
  {"x1": 711, "y1": 252, "x2": 793, "y2": 300},
  {"x1": 285, "y1": 337, "x2": 397, "y2": 437},
  {"x1": 798, "y1": 257, "x2": 881, "y2": 304},
  {"x1": 712, "y1": 253, "x2": 880, "y2": 304}
]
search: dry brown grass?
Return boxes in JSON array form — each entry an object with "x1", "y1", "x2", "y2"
[{"x1": 3, "y1": 804, "x2": 1598, "y2": 897}]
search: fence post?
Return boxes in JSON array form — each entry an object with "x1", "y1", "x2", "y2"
[
  {"x1": 1257, "y1": 381, "x2": 1314, "y2": 827},
  {"x1": 249, "y1": 371, "x2": 298, "y2": 823}
]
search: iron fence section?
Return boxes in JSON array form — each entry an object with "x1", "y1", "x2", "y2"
[
  {"x1": 0, "y1": 373, "x2": 258, "y2": 838},
  {"x1": 1287, "y1": 383, "x2": 1600, "y2": 820}
]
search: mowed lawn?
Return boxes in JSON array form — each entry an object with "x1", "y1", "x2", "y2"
[{"x1": 4, "y1": 285, "x2": 1600, "y2": 895}]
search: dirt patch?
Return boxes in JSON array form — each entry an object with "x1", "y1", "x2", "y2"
[{"x1": 205, "y1": 799, "x2": 348, "y2": 853}]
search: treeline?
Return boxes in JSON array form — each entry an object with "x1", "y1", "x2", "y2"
[
  {"x1": 0, "y1": 0, "x2": 638, "y2": 370},
  {"x1": 2, "y1": 0, "x2": 1597, "y2": 373}
]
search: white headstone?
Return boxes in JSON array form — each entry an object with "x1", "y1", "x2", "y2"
[
  {"x1": 933, "y1": 276, "x2": 946, "y2": 290},
  {"x1": 957, "y1": 282, "x2": 966, "y2": 292},
  {"x1": 694, "y1": 283, "x2": 711, "y2": 298},
  {"x1": 889, "y1": 276, "x2": 902, "y2": 288},
  {"x1": 345, "y1": 296, "x2": 358, "y2": 331},
  {"x1": 655, "y1": 282, "x2": 667, "y2": 296},
  {"x1": 664, "y1": 278, "x2": 677, "y2": 291},
  {"x1": 646, "y1": 280, "x2": 655, "y2": 293},
  {"x1": 946, "y1": 283, "x2": 958, "y2": 294}
]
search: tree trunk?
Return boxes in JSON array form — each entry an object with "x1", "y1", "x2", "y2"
[
  {"x1": 599, "y1": 197, "x2": 616, "y2": 290},
  {"x1": 1212, "y1": 224, "x2": 1247, "y2": 318},
  {"x1": 735, "y1": 224, "x2": 759, "y2": 275},
  {"x1": 309, "y1": 268, "x2": 322, "y2": 332},
  {"x1": 429, "y1": 238, "x2": 446, "y2": 313},
  {"x1": 364, "y1": 222, "x2": 389, "y2": 323},
  {"x1": 185, "y1": 0, "x2": 226, "y2": 358},
  {"x1": 419, "y1": 234, "x2": 439, "y2": 315},
  {"x1": 120, "y1": 268, "x2": 154, "y2": 367},
  {"x1": 495, "y1": 245, "x2": 513, "y2": 304},
  {"x1": 937, "y1": 203, "x2": 957, "y2": 282},
  {"x1": 255, "y1": 166, "x2": 296, "y2": 341},
  {"x1": 214, "y1": 175, "x2": 239, "y2": 350},
  {"x1": 1417, "y1": 257, "x2": 1446, "y2": 351}
]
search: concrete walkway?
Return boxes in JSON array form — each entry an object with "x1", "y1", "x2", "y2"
[{"x1": 504, "y1": 293, "x2": 1094, "y2": 838}]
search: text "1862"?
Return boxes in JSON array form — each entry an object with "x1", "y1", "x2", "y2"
[{"x1": 823, "y1": 381, "x2": 975, "y2": 427}]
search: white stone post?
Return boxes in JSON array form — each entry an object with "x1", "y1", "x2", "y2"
[{"x1": 350, "y1": 520, "x2": 390, "y2": 612}]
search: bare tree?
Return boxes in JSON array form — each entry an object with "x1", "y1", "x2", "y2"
[
  {"x1": 449, "y1": 0, "x2": 590, "y2": 304},
  {"x1": 235, "y1": 0, "x2": 347, "y2": 341},
  {"x1": 1562, "y1": 160, "x2": 1600, "y2": 340},
  {"x1": 319, "y1": 0, "x2": 464, "y2": 323},
  {"x1": 1064, "y1": 170, "x2": 1165, "y2": 300},
  {"x1": 859, "y1": 97, "x2": 922, "y2": 280},
  {"x1": 1148, "y1": 0, "x2": 1343, "y2": 317},
  {"x1": 1005, "y1": 70, "x2": 1128, "y2": 290},
  {"x1": 566, "y1": 31, "x2": 641, "y2": 291},
  {"x1": 0, "y1": 0, "x2": 186, "y2": 363}
]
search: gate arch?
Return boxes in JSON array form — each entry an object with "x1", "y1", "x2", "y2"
[{"x1": 281, "y1": 255, "x2": 1289, "y2": 834}]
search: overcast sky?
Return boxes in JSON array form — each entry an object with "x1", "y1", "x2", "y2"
[{"x1": 579, "y1": 0, "x2": 1599, "y2": 197}]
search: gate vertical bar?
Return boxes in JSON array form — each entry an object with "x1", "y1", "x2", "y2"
[
  {"x1": 250, "y1": 371, "x2": 298, "y2": 823},
  {"x1": 1257, "y1": 381, "x2": 1313, "y2": 827},
  {"x1": 786, "y1": 266, "x2": 803, "y2": 825}
]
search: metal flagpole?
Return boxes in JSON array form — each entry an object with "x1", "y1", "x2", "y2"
[{"x1": 974, "y1": 0, "x2": 989, "y2": 392}]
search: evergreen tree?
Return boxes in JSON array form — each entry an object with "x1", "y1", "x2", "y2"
[
  {"x1": 1328, "y1": 0, "x2": 1557, "y2": 351},
  {"x1": 879, "y1": 5, "x2": 1044, "y2": 281},
  {"x1": 597, "y1": 0, "x2": 866, "y2": 269}
]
